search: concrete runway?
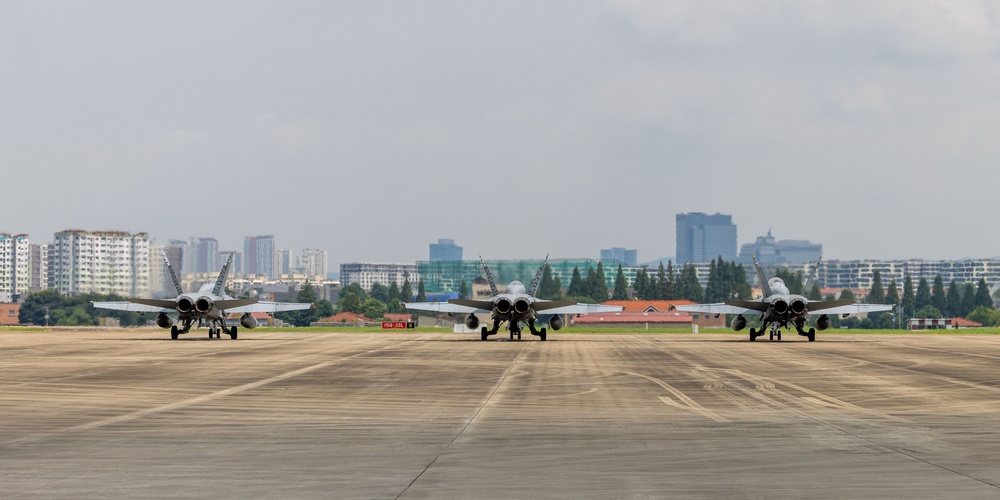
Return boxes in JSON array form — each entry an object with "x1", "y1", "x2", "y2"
[{"x1": 2, "y1": 330, "x2": 1000, "y2": 498}]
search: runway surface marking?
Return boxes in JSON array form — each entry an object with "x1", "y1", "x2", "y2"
[{"x1": 0, "y1": 337, "x2": 423, "y2": 449}]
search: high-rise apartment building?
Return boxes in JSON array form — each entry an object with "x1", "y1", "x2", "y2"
[
  {"x1": 340, "y1": 263, "x2": 419, "y2": 292},
  {"x1": 166, "y1": 240, "x2": 187, "y2": 275},
  {"x1": 600, "y1": 247, "x2": 638, "y2": 267},
  {"x1": 243, "y1": 235, "x2": 275, "y2": 279},
  {"x1": 676, "y1": 213, "x2": 737, "y2": 264},
  {"x1": 0, "y1": 233, "x2": 31, "y2": 302},
  {"x1": 193, "y1": 238, "x2": 219, "y2": 273},
  {"x1": 429, "y1": 239, "x2": 463, "y2": 262},
  {"x1": 29, "y1": 243, "x2": 48, "y2": 292},
  {"x1": 51, "y1": 230, "x2": 150, "y2": 297},
  {"x1": 298, "y1": 248, "x2": 328, "y2": 278},
  {"x1": 276, "y1": 249, "x2": 291, "y2": 276}
]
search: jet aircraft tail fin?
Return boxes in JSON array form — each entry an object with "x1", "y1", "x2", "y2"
[
  {"x1": 752, "y1": 254, "x2": 773, "y2": 297},
  {"x1": 803, "y1": 257, "x2": 822, "y2": 295},
  {"x1": 480, "y1": 255, "x2": 499, "y2": 297},
  {"x1": 212, "y1": 253, "x2": 235, "y2": 297},
  {"x1": 162, "y1": 252, "x2": 183, "y2": 296},
  {"x1": 528, "y1": 254, "x2": 549, "y2": 297}
]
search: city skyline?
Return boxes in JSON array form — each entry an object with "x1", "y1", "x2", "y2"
[{"x1": 4, "y1": 3, "x2": 1000, "y2": 266}]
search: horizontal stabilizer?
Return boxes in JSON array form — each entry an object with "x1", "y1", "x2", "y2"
[
  {"x1": 540, "y1": 303, "x2": 625, "y2": 315},
  {"x1": 532, "y1": 300, "x2": 577, "y2": 312},
  {"x1": 214, "y1": 299, "x2": 259, "y2": 311},
  {"x1": 675, "y1": 303, "x2": 760, "y2": 315},
  {"x1": 92, "y1": 300, "x2": 173, "y2": 313},
  {"x1": 404, "y1": 301, "x2": 489, "y2": 313},
  {"x1": 228, "y1": 301, "x2": 312, "y2": 313}
]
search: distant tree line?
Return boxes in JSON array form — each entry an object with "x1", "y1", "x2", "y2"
[{"x1": 19, "y1": 289, "x2": 144, "y2": 326}]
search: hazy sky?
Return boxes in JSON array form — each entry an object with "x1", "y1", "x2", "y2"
[{"x1": 4, "y1": 1, "x2": 1000, "y2": 266}]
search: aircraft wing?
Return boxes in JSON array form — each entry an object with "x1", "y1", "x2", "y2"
[
  {"x1": 539, "y1": 303, "x2": 625, "y2": 315},
  {"x1": 404, "y1": 301, "x2": 490, "y2": 313},
  {"x1": 227, "y1": 301, "x2": 313, "y2": 313},
  {"x1": 91, "y1": 300, "x2": 173, "y2": 313},
  {"x1": 213, "y1": 299, "x2": 259, "y2": 311},
  {"x1": 675, "y1": 303, "x2": 759, "y2": 315},
  {"x1": 809, "y1": 303, "x2": 894, "y2": 316}
]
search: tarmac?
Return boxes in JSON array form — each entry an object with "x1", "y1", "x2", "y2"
[{"x1": 2, "y1": 329, "x2": 1000, "y2": 498}]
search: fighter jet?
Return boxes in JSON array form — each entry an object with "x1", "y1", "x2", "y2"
[
  {"x1": 92, "y1": 253, "x2": 312, "y2": 340},
  {"x1": 675, "y1": 255, "x2": 893, "y2": 341},
  {"x1": 404, "y1": 256, "x2": 624, "y2": 341}
]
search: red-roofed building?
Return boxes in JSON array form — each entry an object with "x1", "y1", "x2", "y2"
[
  {"x1": 383, "y1": 313, "x2": 413, "y2": 323},
  {"x1": 601, "y1": 300, "x2": 726, "y2": 328},
  {"x1": 315, "y1": 312, "x2": 375, "y2": 325}
]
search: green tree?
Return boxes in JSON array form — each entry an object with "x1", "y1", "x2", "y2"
[
  {"x1": 886, "y1": 280, "x2": 900, "y2": 308},
  {"x1": 369, "y1": 283, "x2": 389, "y2": 303},
  {"x1": 807, "y1": 283, "x2": 823, "y2": 301},
  {"x1": 537, "y1": 266, "x2": 561, "y2": 299},
  {"x1": 839, "y1": 289, "x2": 855, "y2": 301},
  {"x1": 386, "y1": 282, "x2": 402, "y2": 313},
  {"x1": 704, "y1": 258, "x2": 724, "y2": 303},
  {"x1": 967, "y1": 306, "x2": 1000, "y2": 327},
  {"x1": 337, "y1": 283, "x2": 367, "y2": 314},
  {"x1": 960, "y1": 283, "x2": 977, "y2": 318},
  {"x1": 915, "y1": 278, "x2": 931, "y2": 311},
  {"x1": 315, "y1": 299, "x2": 335, "y2": 319},
  {"x1": 944, "y1": 280, "x2": 962, "y2": 318},
  {"x1": 867, "y1": 271, "x2": 885, "y2": 304},
  {"x1": 361, "y1": 298, "x2": 387, "y2": 320},
  {"x1": 658, "y1": 262, "x2": 675, "y2": 300},
  {"x1": 975, "y1": 278, "x2": 993, "y2": 309},
  {"x1": 400, "y1": 278, "x2": 413, "y2": 302},
  {"x1": 277, "y1": 282, "x2": 321, "y2": 326},
  {"x1": 611, "y1": 265, "x2": 629, "y2": 300},
  {"x1": 566, "y1": 266, "x2": 587, "y2": 297},
  {"x1": 458, "y1": 281, "x2": 469, "y2": 300},
  {"x1": 916, "y1": 305, "x2": 942, "y2": 319},
  {"x1": 587, "y1": 263, "x2": 609, "y2": 302},
  {"x1": 774, "y1": 268, "x2": 804, "y2": 295},
  {"x1": 901, "y1": 276, "x2": 915, "y2": 320},
  {"x1": 677, "y1": 264, "x2": 703, "y2": 302},
  {"x1": 416, "y1": 280, "x2": 427, "y2": 302},
  {"x1": 633, "y1": 268, "x2": 650, "y2": 300},
  {"x1": 930, "y1": 275, "x2": 947, "y2": 315}
]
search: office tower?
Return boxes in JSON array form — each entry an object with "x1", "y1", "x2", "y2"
[{"x1": 676, "y1": 213, "x2": 737, "y2": 264}]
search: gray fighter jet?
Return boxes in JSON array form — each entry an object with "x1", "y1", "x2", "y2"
[
  {"x1": 404, "y1": 256, "x2": 623, "y2": 341},
  {"x1": 676, "y1": 255, "x2": 893, "y2": 341},
  {"x1": 93, "y1": 253, "x2": 311, "y2": 340}
]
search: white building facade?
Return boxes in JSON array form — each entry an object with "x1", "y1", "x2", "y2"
[
  {"x1": 0, "y1": 234, "x2": 32, "y2": 302},
  {"x1": 51, "y1": 230, "x2": 151, "y2": 297},
  {"x1": 298, "y1": 248, "x2": 328, "y2": 278},
  {"x1": 340, "y1": 263, "x2": 419, "y2": 291}
]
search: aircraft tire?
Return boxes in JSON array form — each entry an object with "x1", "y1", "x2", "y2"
[
  {"x1": 808, "y1": 328, "x2": 816, "y2": 342},
  {"x1": 481, "y1": 331, "x2": 489, "y2": 341},
  {"x1": 777, "y1": 331, "x2": 781, "y2": 341},
  {"x1": 749, "y1": 328, "x2": 756, "y2": 342},
  {"x1": 171, "y1": 326, "x2": 179, "y2": 340},
  {"x1": 230, "y1": 327, "x2": 238, "y2": 340},
  {"x1": 540, "y1": 328, "x2": 547, "y2": 342}
]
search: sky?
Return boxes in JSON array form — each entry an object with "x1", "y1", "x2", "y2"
[{"x1": 3, "y1": 1, "x2": 1000, "y2": 267}]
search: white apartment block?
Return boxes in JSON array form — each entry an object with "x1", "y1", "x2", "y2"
[
  {"x1": 29, "y1": 243, "x2": 48, "y2": 292},
  {"x1": 51, "y1": 230, "x2": 151, "y2": 297},
  {"x1": 298, "y1": 248, "x2": 328, "y2": 278},
  {"x1": 0, "y1": 233, "x2": 31, "y2": 302},
  {"x1": 340, "y1": 263, "x2": 419, "y2": 291}
]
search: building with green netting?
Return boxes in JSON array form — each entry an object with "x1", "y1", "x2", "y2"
[{"x1": 417, "y1": 259, "x2": 640, "y2": 293}]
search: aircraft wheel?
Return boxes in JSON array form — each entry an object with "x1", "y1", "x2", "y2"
[
  {"x1": 769, "y1": 331, "x2": 774, "y2": 341},
  {"x1": 481, "y1": 331, "x2": 489, "y2": 341},
  {"x1": 230, "y1": 327, "x2": 238, "y2": 340},
  {"x1": 808, "y1": 328, "x2": 816, "y2": 342},
  {"x1": 171, "y1": 326, "x2": 179, "y2": 340},
  {"x1": 777, "y1": 331, "x2": 781, "y2": 341},
  {"x1": 749, "y1": 328, "x2": 756, "y2": 342},
  {"x1": 540, "y1": 327, "x2": 547, "y2": 341}
]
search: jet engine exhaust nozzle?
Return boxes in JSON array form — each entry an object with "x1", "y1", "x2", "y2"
[
  {"x1": 790, "y1": 299, "x2": 807, "y2": 315},
  {"x1": 513, "y1": 298, "x2": 531, "y2": 314},
  {"x1": 495, "y1": 298, "x2": 512, "y2": 314},
  {"x1": 195, "y1": 296, "x2": 214, "y2": 314},
  {"x1": 176, "y1": 297, "x2": 195, "y2": 314},
  {"x1": 771, "y1": 299, "x2": 789, "y2": 315}
]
